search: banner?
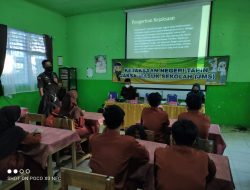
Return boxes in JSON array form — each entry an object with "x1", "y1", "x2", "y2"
[{"x1": 112, "y1": 56, "x2": 229, "y2": 85}]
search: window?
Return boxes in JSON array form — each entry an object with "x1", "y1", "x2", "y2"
[{"x1": 2, "y1": 28, "x2": 46, "y2": 95}]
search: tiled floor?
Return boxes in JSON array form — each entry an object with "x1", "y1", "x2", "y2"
[
  {"x1": 221, "y1": 126, "x2": 250, "y2": 190},
  {"x1": 54, "y1": 126, "x2": 250, "y2": 190}
]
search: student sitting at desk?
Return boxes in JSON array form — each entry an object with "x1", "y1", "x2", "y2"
[
  {"x1": 59, "y1": 90, "x2": 98, "y2": 136},
  {"x1": 141, "y1": 92, "x2": 170, "y2": 143},
  {"x1": 45, "y1": 90, "x2": 98, "y2": 157},
  {"x1": 120, "y1": 78, "x2": 137, "y2": 100},
  {"x1": 89, "y1": 105, "x2": 149, "y2": 190},
  {"x1": 0, "y1": 106, "x2": 46, "y2": 190},
  {"x1": 178, "y1": 93, "x2": 210, "y2": 139},
  {"x1": 155, "y1": 120, "x2": 216, "y2": 190}
]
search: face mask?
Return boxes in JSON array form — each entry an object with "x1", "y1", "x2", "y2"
[
  {"x1": 45, "y1": 66, "x2": 53, "y2": 72},
  {"x1": 125, "y1": 84, "x2": 130, "y2": 88},
  {"x1": 193, "y1": 89, "x2": 199, "y2": 94}
]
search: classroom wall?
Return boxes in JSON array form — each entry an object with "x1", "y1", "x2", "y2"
[
  {"x1": 66, "y1": 0, "x2": 250, "y2": 127},
  {"x1": 66, "y1": 10, "x2": 125, "y2": 110},
  {"x1": 0, "y1": 0, "x2": 67, "y2": 112},
  {"x1": 206, "y1": 0, "x2": 250, "y2": 127}
]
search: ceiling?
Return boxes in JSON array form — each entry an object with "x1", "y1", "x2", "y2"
[{"x1": 25, "y1": 0, "x2": 187, "y2": 17}]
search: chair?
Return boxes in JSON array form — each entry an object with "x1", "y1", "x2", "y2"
[
  {"x1": 0, "y1": 173, "x2": 30, "y2": 190},
  {"x1": 125, "y1": 125, "x2": 156, "y2": 142},
  {"x1": 53, "y1": 117, "x2": 88, "y2": 144},
  {"x1": 53, "y1": 117, "x2": 90, "y2": 166},
  {"x1": 125, "y1": 124, "x2": 147, "y2": 140},
  {"x1": 61, "y1": 168, "x2": 114, "y2": 190},
  {"x1": 24, "y1": 113, "x2": 46, "y2": 126},
  {"x1": 193, "y1": 138, "x2": 215, "y2": 153},
  {"x1": 144, "y1": 130, "x2": 155, "y2": 142}
]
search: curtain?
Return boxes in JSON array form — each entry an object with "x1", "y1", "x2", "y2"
[
  {"x1": 0, "y1": 24, "x2": 7, "y2": 96},
  {"x1": 2, "y1": 28, "x2": 45, "y2": 96},
  {"x1": 43, "y1": 35, "x2": 53, "y2": 63}
]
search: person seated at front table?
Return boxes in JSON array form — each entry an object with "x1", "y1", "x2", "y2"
[
  {"x1": 120, "y1": 78, "x2": 137, "y2": 100},
  {"x1": 154, "y1": 120, "x2": 216, "y2": 190},
  {"x1": 187, "y1": 83, "x2": 205, "y2": 103},
  {"x1": 178, "y1": 93, "x2": 210, "y2": 139},
  {"x1": 89, "y1": 105, "x2": 149, "y2": 190},
  {"x1": 141, "y1": 92, "x2": 170, "y2": 143},
  {"x1": 0, "y1": 106, "x2": 46, "y2": 190}
]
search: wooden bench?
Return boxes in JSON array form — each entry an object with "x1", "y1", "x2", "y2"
[
  {"x1": 0, "y1": 173, "x2": 30, "y2": 190},
  {"x1": 24, "y1": 113, "x2": 46, "y2": 126},
  {"x1": 61, "y1": 168, "x2": 114, "y2": 190}
]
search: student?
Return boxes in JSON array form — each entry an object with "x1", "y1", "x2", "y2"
[
  {"x1": 187, "y1": 83, "x2": 205, "y2": 103},
  {"x1": 46, "y1": 91, "x2": 97, "y2": 157},
  {"x1": 141, "y1": 92, "x2": 170, "y2": 143},
  {"x1": 59, "y1": 90, "x2": 98, "y2": 136},
  {"x1": 178, "y1": 93, "x2": 210, "y2": 139},
  {"x1": 89, "y1": 105, "x2": 149, "y2": 190},
  {"x1": 155, "y1": 120, "x2": 216, "y2": 190},
  {"x1": 120, "y1": 78, "x2": 137, "y2": 100},
  {"x1": 0, "y1": 106, "x2": 46, "y2": 190}
]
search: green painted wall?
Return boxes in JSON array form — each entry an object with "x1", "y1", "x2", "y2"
[
  {"x1": 0, "y1": 0, "x2": 67, "y2": 112},
  {"x1": 66, "y1": 0, "x2": 250, "y2": 127},
  {"x1": 206, "y1": 0, "x2": 250, "y2": 126},
  {"x1": 66, "y1": 10, "x2": 125, "y2": 111}
]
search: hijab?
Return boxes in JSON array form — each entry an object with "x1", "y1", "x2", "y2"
[
  {"x1": 59, "y1": 91, "x2": 77, "y2": 116},
  {"x1": 191, "y1": 83, "x2": 201, "y2": 93},
  {"x1": 0, "y1": 106, "x2": 27, "y2": 159},
  {"x1": 189, "y1": 83, "x2": 205, "y2": 103}
]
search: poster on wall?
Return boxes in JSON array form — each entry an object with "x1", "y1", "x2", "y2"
[
  {"x1": 86, "y1": 67, "x2": 93, "y2": 78},
  {"x1": 112, "y1": 56, "x2": 229, "y2": 85},
  {"x1": 95, "y1": 55, "x2": 107, "y2": 73}
]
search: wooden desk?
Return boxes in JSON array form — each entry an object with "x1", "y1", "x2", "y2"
[
  {"x1": 137, "y1": 139, "x2": 234, "y2": 190},
  {"x1": 84, "y1": 112, "x2": 104, "y2": 126},
  {"x1": 17, "y1": 123, "x2": 80, "y2": 190}
]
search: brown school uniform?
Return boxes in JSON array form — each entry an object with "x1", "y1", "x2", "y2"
[
  {"x1": 89, "y1": 129, "x2": 149, "y2": 190},
  {"x1": 155, "y1": 146, "x2": 216, "y2": 190},
  {"x1": 178, "y1": 111, "x2": 210, "y2": 139},
  {"x1": 141, "y1": 107, "x2": 170, "y2": 142}
]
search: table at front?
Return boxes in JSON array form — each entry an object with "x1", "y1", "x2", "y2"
[
  {"x1": 136, "y1": 139, "x2": 234, "y2": 190},
  {"x1": 105, "y1": 101, "x2": 205, "y2": 128},
  {"x1": 17, "y1": 123, "x2": 80, "y2": 190}
]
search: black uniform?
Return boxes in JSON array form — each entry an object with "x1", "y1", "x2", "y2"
[
  {"x1": 37, "y1": 71, "x2": 59, "y2": 116},
  {"x1": 120, "y1": 86, "x2": 137, "y2": 100}
]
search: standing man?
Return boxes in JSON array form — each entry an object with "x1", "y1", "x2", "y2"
[{"x1": 37, "y1": 60, "x2": 59, "y2": 116}]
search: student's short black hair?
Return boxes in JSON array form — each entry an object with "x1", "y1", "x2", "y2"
[
  {"x1": 124, "y1": 78, "x2": 131, "y2": 83},
  {"x1": 186, "y1": 93, "x2": 202, "y2": 110},
  {"x1": 147, "y1": 92, "x2": 162, "y2": 107},
  {"x1": 103, "y1": 105, "x2": 125, "y2": 129},
  {"x1": 172, "y1": 119, "x2": 198, "y2": 146}
]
